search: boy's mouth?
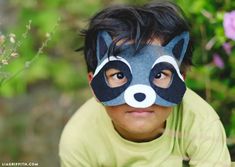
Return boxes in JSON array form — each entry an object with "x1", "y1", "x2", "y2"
[{"x1": 126, "y1": 109, "x2": 154, "y2": 117}]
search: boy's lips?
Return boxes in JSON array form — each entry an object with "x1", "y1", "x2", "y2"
[{"x1": 126, "y1": 109, "x2": 154, "y2": 117}]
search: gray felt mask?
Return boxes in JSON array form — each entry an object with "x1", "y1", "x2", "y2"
[{"x1": 90, "y1": 31, "x2": 189, "y2": 108}]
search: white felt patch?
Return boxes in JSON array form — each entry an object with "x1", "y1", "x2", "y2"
[
  {"x1": 152, "y1": 55, "x2": 184, "y2": 81},
  {"x1": 93, "y1": 56, "x2": 132, "y2": 77},
  {"x1": 124, "y1": 84, "x2": 156, "y2": 108}
]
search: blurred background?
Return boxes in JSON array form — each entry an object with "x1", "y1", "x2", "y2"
[{"x1": 0, "y1": 0, "x2": 234, "y2": 166}]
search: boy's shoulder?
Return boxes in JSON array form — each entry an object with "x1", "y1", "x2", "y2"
[
  {"x1": 68, "y1": 97, "x2": 102, "y2": 122},
  {"x1": 61, "y1": 97, "x2": 103, "y2": 135},
  {"x1": 182, "y1": 88, "x2": 219, "y2": 122},
  {"x1": 59, "y1": 97, "x2": 104, "y2": 158},
  {"x1": 59, "y1": 97, "x2": 104, "y2": 145},
  {"x1": 59, "y1": 98, "x2": 105, "y2": 165}
]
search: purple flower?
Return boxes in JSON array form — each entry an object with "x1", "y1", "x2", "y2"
[
  {"x1": 223, "y1": 11, "x2": 235, "y2": 40},
  {"x1": 222, "y1": 42, "x2": 232, "y2": 55},
  {"x1": 213, "y1": 53, "x2": 224, "y2": 69}
]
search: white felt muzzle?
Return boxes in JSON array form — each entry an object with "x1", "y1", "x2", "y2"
[{"x1": 124, "y1": 84, "x2": 156, "y2": 108}]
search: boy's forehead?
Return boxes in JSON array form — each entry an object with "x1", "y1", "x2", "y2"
[
  {"x1": 115, "y1": 41, "x2": 170, "y2": 61},
  {"x1": 116, "y1": 38, "x2": 162, "y2": 46},
  {"x1": 150, "y1": 38, "x2": 162, "y2": 45}
]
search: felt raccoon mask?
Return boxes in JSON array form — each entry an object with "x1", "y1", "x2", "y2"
[{"x1": 90, "y1": 31, "x2": 189, "y2": 108}]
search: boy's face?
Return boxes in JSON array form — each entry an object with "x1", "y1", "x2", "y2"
[
  {"x1": 90, "y1": 69, "x2": 172, "y2": 141},
  {"x1": 89, "y1": 68, "x2": 172, "y2": 141},
  {"x1": 104, "y1": 102, "x2": 172, "y2": 142},
  {"x1": 88, "y1": 38, "x2": 176, "y2": 141},
  {"x1": 88, "y1": 31, "x2": 189, "y2": 141}
]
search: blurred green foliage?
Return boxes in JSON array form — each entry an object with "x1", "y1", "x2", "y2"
[
  {"x1": 0, "y1": 0, "x2": 91, "y2": 96},
  {"x1": 0, "y1": 0, "x2": 235, "y2": 163},
  {"x1": 174, "y1": 0, "x2": 235, "y2": 138}
]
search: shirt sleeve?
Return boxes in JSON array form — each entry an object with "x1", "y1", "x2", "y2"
[{"x1": 186, "y1": 119, "x2": 231, "y2": 167}]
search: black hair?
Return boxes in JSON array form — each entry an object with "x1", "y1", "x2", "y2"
[{"x1": 80, "y1": 1, "x2": 193, "y2": 73}]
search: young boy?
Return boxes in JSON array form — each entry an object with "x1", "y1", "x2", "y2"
[{"x1": 59, "y1": 1, "x2": 231, "y2": 166}]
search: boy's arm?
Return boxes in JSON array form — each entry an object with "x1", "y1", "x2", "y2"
[{"x1": 186, "y1": 119, "x2": 231, "y2": 167}]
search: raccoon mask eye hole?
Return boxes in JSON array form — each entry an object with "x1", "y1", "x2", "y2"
[
  {"x1": 153, "y1": 69, "x2": 172, "y2": 88},
  {"x1": 105, "y1": 68, "x2": 127, "y2": 88}
]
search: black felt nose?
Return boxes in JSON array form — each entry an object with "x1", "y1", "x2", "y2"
[{"x1": 134, "y1": 93, "x2": 146, "y2": 102}]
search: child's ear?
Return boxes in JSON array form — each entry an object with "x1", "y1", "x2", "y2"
[
  {"x1": 165, "y1": 31, "x2": 189, "y2": 65},
  {"x1": 96, "y1": 31, "x2": 112, "y2": 63},
  {"x1": 87, "y1": 72, "x2": 94, "y2": 84}
]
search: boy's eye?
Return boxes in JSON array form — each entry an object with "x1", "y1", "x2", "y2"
[
  {"x1": 155, "y1": 73, "x2": 165, "y2": 79},
  {"x1": 115, "y1": 72, "x2": 125, "y2": 79},
  {"x1": 105, "y1": 68, "x2": 127, "y2": 88},
  {"x1": 153, "y1": 70, "x2": 172, "y2": 88}
]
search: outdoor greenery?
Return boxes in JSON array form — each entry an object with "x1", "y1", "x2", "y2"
[{"x1": 0, "y1": 0, "x2": 234, "y2": 165}]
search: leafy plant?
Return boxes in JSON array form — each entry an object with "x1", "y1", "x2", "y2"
[{"x1": 174, "y1": 0, "x2": 235, "y2": 139}]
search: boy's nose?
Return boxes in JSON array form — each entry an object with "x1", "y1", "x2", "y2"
[{"x1": 134, "y1": 93, "x2": 146, "y2": 102}]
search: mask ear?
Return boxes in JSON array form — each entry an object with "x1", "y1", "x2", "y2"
[
  {"x1": 165, "y1": 31, "x2": 189, "y2": 65},
  {"x1": 96, "y1": 31, "x2": 112, "y2": 63}
]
